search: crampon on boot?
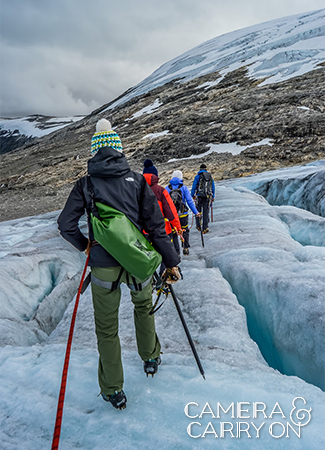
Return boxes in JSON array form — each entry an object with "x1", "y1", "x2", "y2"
[
  {"x1": 144, "y1": 357, "x2": 161, "y2": 377},
  {"x1": 101, "y1": 390, "x2": 127, "y2": 410}
]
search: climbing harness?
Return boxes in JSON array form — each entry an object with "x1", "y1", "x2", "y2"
[{"x1": 91, "y1": 268, "x2": 152, "y2": 292}]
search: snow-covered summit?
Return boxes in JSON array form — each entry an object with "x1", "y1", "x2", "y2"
[
  {"x1": 0, "y1": 115, "x2": 85, "y2": 154},
  {"x1": 108, "y1": 9, "x2": 325, "y2": 110},
  {"x1": 0, "y1": 115, "x2": 84, "y2": 139}
]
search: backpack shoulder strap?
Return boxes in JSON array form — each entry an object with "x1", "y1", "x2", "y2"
[
  {"x1": 87, "y1": 175, "x2": 94, "y2": 198},
  {"x1": 86, "y1": 175, "x2": 99, "y2": 217}
]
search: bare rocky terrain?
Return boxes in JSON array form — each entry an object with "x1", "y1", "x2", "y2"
[{"x1": 0, "y1": 64, "x2": 324, "y2": 222}]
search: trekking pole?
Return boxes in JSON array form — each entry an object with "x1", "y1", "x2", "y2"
[
  {"x1": 51, "y1": 254, "x2": 90, "y2": 450},
  {"x1": 169, "y1": 284, "x2": 206, "y2": 380},
  {"x1": 210, "y1": 199, "x2": 214, "y2": 223},
  {"x1": 199, "y1": 215, "x2": 204, "y2": 247}
]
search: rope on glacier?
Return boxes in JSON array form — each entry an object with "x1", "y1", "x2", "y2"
[
  {"x1": 51, "y1": 254, "x2": 90, "y2": 450},
  {"x1": 188, "y1": 211, "x2": 195, "y2": 230}
]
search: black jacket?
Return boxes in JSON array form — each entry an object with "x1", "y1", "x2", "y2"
[{"x1": 57, "y1": 147, "x2": 180, "y2": 269}]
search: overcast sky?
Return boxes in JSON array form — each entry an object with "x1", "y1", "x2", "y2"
[{"x1": 0, "y1": 0, "x2": 324, "y2": 118}]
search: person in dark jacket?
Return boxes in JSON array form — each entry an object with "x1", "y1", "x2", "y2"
[
  {"x1": 57, "y1": 119, "x2": 180, "y2": 410},
  {"x1": 191, "y1": 164, "x2": 215, "y2": 233},
  {"x1": 166, "y1": 170, "x2": 200, "y2": 256}
]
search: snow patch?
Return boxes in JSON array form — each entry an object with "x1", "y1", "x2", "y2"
[
  {"x1": 141, "y1": 130, "x2": 170, "y2": 140},
  {"x1": 124, "y1": 98, "x2": 162, "y2": 120},
  {"x1": 168, "y1": 138, "x2": 274, "y2": 161}
]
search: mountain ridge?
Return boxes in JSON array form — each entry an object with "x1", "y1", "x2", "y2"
[
  {"x1": 0, "y1": 10, "x2": 324, "y2": 221},
  {"x1": 103, "y1": 8, "x2": 325, "y2": 110}
]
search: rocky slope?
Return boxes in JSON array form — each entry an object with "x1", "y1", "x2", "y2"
[{"x1": 0, "y1": 11, "x2": 324, "y2": 221}]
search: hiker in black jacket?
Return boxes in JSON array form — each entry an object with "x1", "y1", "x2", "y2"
[{"x1": 57, "y1": 119, "x2": 180, "y2": 410}]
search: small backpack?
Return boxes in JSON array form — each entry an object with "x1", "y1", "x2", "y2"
[
  {"x1": 168, "y1": 184, "x2": 186, "y2": 215},
  {"x1": 197, "y1": 172, "x2": 213, "y2": 198}
]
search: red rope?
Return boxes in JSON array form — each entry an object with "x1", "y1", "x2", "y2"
[
  {"x1": 188, "y1": 211, "x2": 195, "y2": 230},
  {"x1": 51, "y1": 254, "x2": 90, "y2": 450}
]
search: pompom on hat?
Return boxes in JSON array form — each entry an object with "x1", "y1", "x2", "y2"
[
  {"x1": 172, "y1": 170, "x2": 183, "y2": 180},
  {"x1": 91, "y1": 118, "x2": 123, "y2": 155},
  {"x1": 143, "y1": 159, "x2": 158, "y2": 177}
]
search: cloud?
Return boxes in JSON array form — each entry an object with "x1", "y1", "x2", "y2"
[{"x1": 0, "y1": 0, "x2": 324, "y2": 117}]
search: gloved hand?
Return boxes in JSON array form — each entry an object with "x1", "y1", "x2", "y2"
[
  {"x1": 162, "y1": 267, "x2": 182, "y2": 284},
  {"x1": 195, "y1": 212, "x2": 202, "y2": 218}
]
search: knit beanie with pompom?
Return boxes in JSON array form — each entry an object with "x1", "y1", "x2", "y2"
[
  {"x1": 143, "y1": 159, "x2": 158, "y2": 177},
  {"x1": 91, "y1": 118, "x2": 123, "y2": 155}
]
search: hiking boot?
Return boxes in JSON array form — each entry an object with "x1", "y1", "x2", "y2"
[
  {"x1": 202, "y1": 229, "x2": 209, "y2": 234},
  {"x1": 144, "y1": 356, "x2": 161, "y2": 377},
  {"x1": 196, "y1": 226, "x2": 201, "y2": 232},
  {"x1": 101, "y1": 390, "x2": 127, "y2": 410},
  {"x1": 183, "y1": 248, "x2": 190, "y2": 255}
]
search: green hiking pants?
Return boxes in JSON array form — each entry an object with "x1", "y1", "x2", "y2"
[{"x1": 91, "y1": 266, "x2": 161, "y2": 396}]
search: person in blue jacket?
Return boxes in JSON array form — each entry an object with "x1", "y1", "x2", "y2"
[
  {"x1": 191, "y1": 164, "x2": 215, "y2": 233},
  {"x1": 166, "y1": 170, "x2": 200, "y2": 256}
]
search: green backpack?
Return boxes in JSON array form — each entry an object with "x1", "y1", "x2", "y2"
[{"x1": 88, "y1": 177, "x2": 162, "y2": 282}]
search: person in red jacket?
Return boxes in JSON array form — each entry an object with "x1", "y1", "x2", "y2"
[{"x1": 143, "y1": 159, "x2": 183, "y2": 260}]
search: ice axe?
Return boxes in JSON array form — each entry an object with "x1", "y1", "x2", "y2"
[
  {"x1": 152, "y1": 270, "x2": 206, "y2": 380},
  {"x1": 169, "y1": 284, "x2": 205, "y2": 379}
]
